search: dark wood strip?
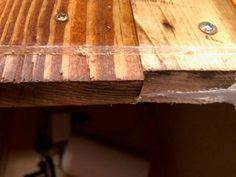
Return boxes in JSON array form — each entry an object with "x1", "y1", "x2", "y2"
[
  {"x1": 14, "y1": 55, "x2": 24, "y2": 83},
  {"x1": 32, "y1": 55, "x2": 46, "y2": 81},
  {"x1": 11, "y1": 0, "x2": 33, "y2": 44},
  {"x1": 17, "y1": 0, "x2": 45, "y2": 82},
  {"x1": 69, "y1": 55, "x2": 90, "y2": 81},
  {"x1": 0, "y1": 0, "x2": 15, "y2": 41},
  {"x1": 9, "y1": 0, "x2": 33, "y2": 82},
  {"x1": 101, "y1": 0, "x2": 114, "y2": 45},
  {"x1": 2, "y1": 0, "x2": 23, "y2": 44},
  {"x1": 0, "y1": 56, "x2": 6, "y2": 80},
  {"x1": 68, "y1": 0, "x2": 90, "y2": 81},
  {"x1": 123, "y1": 56, "x2": 143, "y2": 80},
  {"x1": 53, "y1": 0, "x2": 70, "y2": 44},
  {"x1": 48, "y1": 0, "x2": 70, "y2": 81},
  {"x1": 21, "y1": 55, "x2": 34, "y2": 82},
  {"x1": 38, "y1": 0, "x2": 56, "y2": 45},
  {"x1": 140, "y1": 71, "x2": 236, "y2": 103},
  {"x1": 70, "y1": 0, "x2": 87, "y2": 44},
  {"x1": 2, "y1": 55, "x2": 19, "y2": 82},
  {"x1": 0, "y1": 0, "x2": 8, "y2": 19},
  {"x1": 2, "y1": 0, "x2": 29, "y2": 83},
  {"x1": 0, "y1": 81, "x2": 142, "y2": 107},
  {"x1": 50, "y1": 55, "x2": 63, "y2": 81},
  {"x1": 33, "y1": 0, "x2": 55, "y2": 81},
  {"x1": 24, "y1": 0, "x2": 45, "y2": 44},
  {"x1": 91, "y1": 0, "x2": 116, "y2": 80}
]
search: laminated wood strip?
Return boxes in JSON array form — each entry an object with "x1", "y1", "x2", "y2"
[{"x1": 0, "y1": 0, "x2": 143, "y2": 106}]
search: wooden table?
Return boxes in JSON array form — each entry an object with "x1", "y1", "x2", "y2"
[{"x1": 0, "y1": 0, "x2": 236, "y2": 107}]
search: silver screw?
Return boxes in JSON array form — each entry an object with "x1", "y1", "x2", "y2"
[
  {"x1": 55, "y1": 11, "x2": 69, "y2": 22},
  {"x1": 199, "y1": 21, "x2": 218, "y2": 35}
]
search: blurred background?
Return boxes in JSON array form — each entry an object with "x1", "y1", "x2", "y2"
[{"x1": 0, "y1": 103, "x2": 236, "y2": 177}]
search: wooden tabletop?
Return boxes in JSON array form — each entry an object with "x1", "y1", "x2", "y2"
[{"x1": 0, "y1": 0, "x2": 236, "y2": 107}]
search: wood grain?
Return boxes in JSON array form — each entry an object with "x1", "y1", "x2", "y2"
[
  {"x1": 140, "y1": 71, "x2": 236, "y2": 104},
  {"x1": 132, "y1": 0, "x2": 236, "y2": 71},
  {"x1": 1, "y1": 0, "x2": 236, "y2": 106},
  {"x1": 131, "y1": 0, "x2": 236, "y2": 104},
  {"x1": 0, "y1": 81, "x2": 142, "y2": 107},
  {"x1": 0, "y1": 0, "x2": 143, "y2": 106},
  {"x1": 0, "y1": 0, "x2": 143, "y2": 81}
]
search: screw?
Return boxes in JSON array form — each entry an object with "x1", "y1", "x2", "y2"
[
  {"x1": 55, "y1": 11, "x2": 68, "y2": 22},
  {"x1": 106, "y1": 25, "x2": 111, "y2": 30},
  {"x1": 199, "y1": 21, "x2": 217, "y2": 35}
]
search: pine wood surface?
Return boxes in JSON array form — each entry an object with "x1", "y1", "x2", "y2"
[{"x1": 131, "y1": 0, "x2": 236, "y2": 103}]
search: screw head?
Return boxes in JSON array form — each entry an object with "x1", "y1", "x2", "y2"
[
  {"x1": 55, "y1": 11, "x2": 68, "y2": 22},
  {"x1": 199, "y1": 21, "x2": 218, "y2": 35}
]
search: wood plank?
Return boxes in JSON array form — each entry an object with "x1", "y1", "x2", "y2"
[
  {"x1": 86, "y1": 0, "x2": 116, "y2": 80},
  {"x1": 113, "y1": 0, "x2": 142, "y2": 80},
  {"x1": 0, "y1": 0, "x2": 142, "y2": 82},
  {"x1": 132, "y1": 0, "x2": 236, "y2": 71},
  {"x1": 0, "y1": 81, "x2": 142, "y2": 107},
  {"x1": 0, "y1": 0, "x2": 143, "y2": 106},
  {"x1": 140, "y1": 71, "x2": 236, "y2": 104},
  {"x1": 66, "y1": 0, "x2": 89, "y2": 81},
  {"x1": 131, "y1": 0, "x2": 236, "y2": 104},
  {"x1": 1, "y1": 0, "x2": 236, "y2": 106}
]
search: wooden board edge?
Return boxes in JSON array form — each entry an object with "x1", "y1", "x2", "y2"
[
  {"x1": 0, "y1": 80, "x2": 143, "y2": 107},
  {"x1": 139, "y1": 71, "x2": 236, "y2": 105}
]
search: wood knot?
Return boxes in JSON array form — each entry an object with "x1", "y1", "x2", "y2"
[{"x1": 162, "y1": 21, "x2": 175, "y2": 31}]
